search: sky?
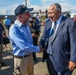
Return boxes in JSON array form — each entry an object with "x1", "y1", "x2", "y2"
[{"x1": 0, "y1": 0, "x2": 76, "y2": 15}]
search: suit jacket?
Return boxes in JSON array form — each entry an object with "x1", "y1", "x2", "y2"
[{"x1": 40, "y1": 16, "x2": 76, "y2": 72}]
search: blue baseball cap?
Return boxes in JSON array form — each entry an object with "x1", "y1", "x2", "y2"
[{"x1": 15, "y1": 4, "x2": 33, "y2": 16}]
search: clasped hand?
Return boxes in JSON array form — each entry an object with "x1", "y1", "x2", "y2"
[{"x1": 38, "y1": 45, "x2": 43, "y2": 53}]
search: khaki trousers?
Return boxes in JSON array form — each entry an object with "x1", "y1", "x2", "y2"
[
  {"x1": 14, "y1": 54, "x2": 34, "y2": 75},
  {"x1": 0, "y1": 44, "x2": 3, "y2": 63}
]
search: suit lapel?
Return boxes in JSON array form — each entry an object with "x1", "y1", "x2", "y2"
[
  {"x1": 46, "y1": 22, "x2": 52, "y2": 38},
  {"x1": 52, "y1": 16, "x2": 66, "y2": 43},
  {"x1": 45, "y1": 22, "x2": 52, "y2": 45}
]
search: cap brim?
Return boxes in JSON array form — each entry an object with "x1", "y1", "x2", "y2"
[{"x1": 24, "y1": 8, "x2": 33, "y2": 12}]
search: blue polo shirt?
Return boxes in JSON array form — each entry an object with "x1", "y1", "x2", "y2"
[
  {"x1": 0, "y1": 23, "x2": 4, "y2": 44},
  {"x1": 9, "y1": 20, "x2": 40, "y2": 56},
  {"x1": 4, "y1": 18, "x2": 11, "y2": 26}
]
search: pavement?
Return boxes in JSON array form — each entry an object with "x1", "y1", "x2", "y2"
[
  {"x1": 0, "y1": 46, "x2": 49, "y2": 75},
  {"x1": 0, "y1": 26, "x2": 76, "y2": 75}
]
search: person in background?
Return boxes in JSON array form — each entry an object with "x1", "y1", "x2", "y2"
[
  {"x1": 1, "y1": 17, "x2": 8, "y2": 51},
  {"x1": 74, "y1": 18, "x2": 76, "y2": 21},
  {"x1": 40, "y1": 3, "x2": 76, "y2": 75},
  {"x1": 29, "y1": 18, "x2": 39, "y2": 62},
  {"x1": 45, "y1": 16, "x2": 50, "y2": 23},
  {"x1": 4, "y1": 15, "x2": 11, "y2": 32},
  {"x1": 0, "y1": 17, "x2": 7, "y2": 69},
  {"x1": 9, "y1": 4, "x2": 42, "y2": 75},
  {"x1": 32, "y1": 14, "x2": 41, "y2": 34}
]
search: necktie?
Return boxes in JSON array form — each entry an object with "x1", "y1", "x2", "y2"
[
  {"x1": 47, "y1": 21, "x2": 57, "y2": 54},
  {"x1": 52, "y1": 21, "x2": 57, "y2": 40},
  {"x1": 49, "y1": 21, "x2": 57, "y2": 37},
  {"x1": 53, "y1": 21, "x2": 57, "y2": 33}
]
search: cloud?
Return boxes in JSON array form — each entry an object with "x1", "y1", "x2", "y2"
[
  {"x1": 31, "y1": 0, "x2": 76, "y2": 13},
  {"x1": 0, "y1": 4, "x2": 18, "y2": 15},
  {"x1": 60, "y1": 3, "x2": 76, "y2": 12},
  {"x1": 29, "y1": 5, "x2": 47, "y2": 12},
  {"x1": 41, "y1": 0, "x2": 73, "y2": 3},
  {"x1": 0, "y1": 0, "x2": 76, "y2": 15},
  {"x1": 0, "y1": 1, "x2": 25, "y2": 15}
]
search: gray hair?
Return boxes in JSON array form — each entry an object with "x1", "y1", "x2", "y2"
[{"x1": 51, "y1": 3, "x2": 61, "y2": 11}]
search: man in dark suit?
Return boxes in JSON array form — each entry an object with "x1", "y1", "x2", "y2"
[{"x1": 40, "y1": 3, "x2": 76, "y2": 75}]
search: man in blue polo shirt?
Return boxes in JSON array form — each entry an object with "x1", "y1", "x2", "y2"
[
  {"x1": 4, "y1": 16, "x2": 11, "y2": 31},
  {"x1": 9, "y1": 4, "x2": 42, "y2": 75}
]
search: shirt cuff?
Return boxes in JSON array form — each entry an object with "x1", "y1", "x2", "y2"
[{"x1": 35, "y1": 46, "x2": 40, "y2": 52}]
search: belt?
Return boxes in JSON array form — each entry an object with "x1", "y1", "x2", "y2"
[{"x1": 14, "y1": 54, "x2": 30, "y2": 58}]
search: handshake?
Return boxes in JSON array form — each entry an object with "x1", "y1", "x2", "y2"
[{"x1": 38, "y1": 45, "x2": 43, "y2": 53}]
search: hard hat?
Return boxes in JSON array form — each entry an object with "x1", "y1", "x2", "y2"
[
  {"x1": 33, "y1": 14, "x2": 37, "y2": 18},
  {"x1": 29, "y1": 18, "x2": 33, "y2": 21},
  {"x1": 71, "y1": 14, "x2": 74, "y2": 18},
  {"x1": 70, "y1": 13, "x2": 76, "y2": 18},
  {"x1": 5, "y1": 15, "x2": 8, "y2": 18}
]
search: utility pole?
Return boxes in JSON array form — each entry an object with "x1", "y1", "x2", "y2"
[
  {"x1": 6, "y1": 10, "x2": 8, "y2": 15},
  {"x1": 25, "y1": 0, "x2": 27, "y2": 7}
]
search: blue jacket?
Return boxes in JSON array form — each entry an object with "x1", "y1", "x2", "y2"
[{"x1": 40, "y1": 16, "x2": 76, "y2": 72}]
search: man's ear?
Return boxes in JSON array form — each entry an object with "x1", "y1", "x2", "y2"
[{"x1": 18, "y1": 14, "x2": 22, "y2": 18}]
